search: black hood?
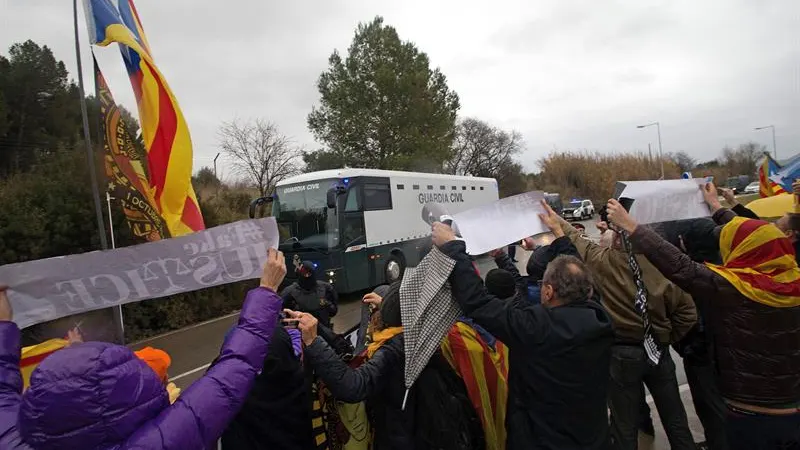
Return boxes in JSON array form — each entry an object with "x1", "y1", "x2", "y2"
[{"x1": 296, "y1": 261, "x2": 317, "y2": 289}]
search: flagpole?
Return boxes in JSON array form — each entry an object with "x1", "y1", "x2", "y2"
[
  {"x1": 73, "y1": 0, "x2": 108, "y2": 250},
  {"x1": 74, "y1": 0, "x2": 126, "y2": 344},
  {"x1": 106, "y1": 192, "x2": 117, "y2": 249}
]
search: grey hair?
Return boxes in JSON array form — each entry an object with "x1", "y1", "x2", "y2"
[{"x1": 542, "y1": 255, "x2": 594, "y2": 304}]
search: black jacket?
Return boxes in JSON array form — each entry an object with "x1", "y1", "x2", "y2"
[
  {"x1": 441, "y1": 240, "x2": 614, "y2": 450},
  {"x1": 630, "y1": 211, "x2": 800, "y2": 408},
  {"x1": 281, "y1": 280, "x2": 338, "y2": 327},
  {"x1": 305, "y1": 334, "x2": 482, "y2": 450},
  {"x1": 221, "y1": 327, "x2": 316, "y2": 450}
]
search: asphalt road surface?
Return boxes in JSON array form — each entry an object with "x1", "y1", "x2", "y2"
[{"x1": 131, "y1": 217, "x2": 703, "y2": 448}]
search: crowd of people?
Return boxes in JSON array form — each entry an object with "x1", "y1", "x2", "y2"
[{"x1": 0, "y1": 181, "x2": 798, "y2": 450}]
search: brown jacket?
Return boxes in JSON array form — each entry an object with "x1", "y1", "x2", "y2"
[
  {"x1": 560, "y1": 221, "x2": 697, "y2": 345},
  {"x1": 629, "y1": 209, "x2": 800, "y2": 408}
]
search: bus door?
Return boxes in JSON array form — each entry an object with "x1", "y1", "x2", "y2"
[{"x1": 341, "y1": 187, "x2": 370, "y2": 292}]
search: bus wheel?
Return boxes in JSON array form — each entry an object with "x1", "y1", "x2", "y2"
[{"x1": 385, "y1": 255, "x2": 405, "y2": 283}]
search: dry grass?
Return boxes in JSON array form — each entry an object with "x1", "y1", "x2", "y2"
[{"x1": 534, "y1": 151, "x2": 737, "y2": 203}]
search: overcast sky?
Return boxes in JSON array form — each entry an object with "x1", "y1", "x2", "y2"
[{"x1": 2, "y1": 0, "x2": 799, "y2": 177}]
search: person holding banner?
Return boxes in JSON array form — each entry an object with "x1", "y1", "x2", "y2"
[
  {"x1": 555, "y1": 202, "x2": 698, "y2": 450},
  {"x1": 607, "y1": 185, "x2": 800, "y2": 450},
  {"x1": 0, "y1": 249, "x2": 287, "y2": 450},
  {"x1": 433, "y1": 211, "x2": 615, "y2": 450}
]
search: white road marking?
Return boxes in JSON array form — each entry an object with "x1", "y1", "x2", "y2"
[
  {"x1": 130, "y1": 312, "x2": 240, "y2": 346},
  {"x1": 169, "y1": 363, "x2": 211, "y2": 382}
]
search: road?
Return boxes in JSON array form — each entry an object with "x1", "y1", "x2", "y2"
[{"x1": 130, "y1": 217, "x2": 702, "y2": 448}]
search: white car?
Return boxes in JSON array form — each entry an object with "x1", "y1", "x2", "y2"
[
  {"x1": 562, "y1": 199, "x2": 595, "y2": 221},
  {"x1": 743, "y1": 182, "x2": 759, "y2": 195}
]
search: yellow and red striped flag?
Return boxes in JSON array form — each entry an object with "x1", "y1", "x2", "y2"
[
  {"x1": 20, "y1": 339, "x2": 68, "y2": 390},
  {"x1": 84, "y1": 0, "x2": 204, "y2": 236},
  {"x1": 440, "y1": 321, "x2": 509, "y2": 450},
  {"x1": 707, "y1": 216, "x2": 800, "y2": 308},
  {"x1": 758, "y1": 154, "x2": 787, "y2": 198}
]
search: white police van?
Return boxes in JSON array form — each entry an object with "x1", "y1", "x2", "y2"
[{"x1": 561, "y1": 198, "x2": 595, "y2": 221}]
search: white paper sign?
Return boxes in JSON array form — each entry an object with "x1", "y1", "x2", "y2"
[
  {"x1": 452, "y1": 191, "x2": 548, "y2": 255},
  {"x1": 617, "y1": 179, "x2": 711, "y2": 224}
]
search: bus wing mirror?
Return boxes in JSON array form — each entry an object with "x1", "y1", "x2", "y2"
[
  {"x1": 326, "y1": 189, "x2": 337, "y2": 209},
  {"x1": 249, "y1": 196, "x2": 274, "y2": 219}
]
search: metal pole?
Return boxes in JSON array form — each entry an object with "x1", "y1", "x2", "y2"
[
  {"x1": 75, "y1": 0, "x2": 125, "y2": 344},
  {"x1": 213, "y1": 152, "x2": 221, "y2": 179},
  {"x1": 772, "y1": 126, "x2": 777, "y2": 160},
  {"x1": 106, "y1": 192, "x2": 116, "y2": 249},
  {"x1": 74, "y1": 0, "x2": 108, "y2": 250},
  {"x1": 656, "y1": 122, "x2": 664, "y2": 180}
]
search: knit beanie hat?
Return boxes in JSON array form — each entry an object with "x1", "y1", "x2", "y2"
[
  {"x1": 485, "y1": 269, "x2": 516, "y2": 299},
  {"x1": 526, "y1": 245, "x2": 552, "y2": 282}
]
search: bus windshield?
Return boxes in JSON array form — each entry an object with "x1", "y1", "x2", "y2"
[{"x1": 272, "y1": 180, "x2": 339, "y2": 250}]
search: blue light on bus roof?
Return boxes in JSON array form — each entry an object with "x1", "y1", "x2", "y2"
[
  {"x1": 343, "y1": 178, "x2": 350, "y2": 185},
  {"x1": 313, "y1": 262, "x2": 319, "y2": 269}
]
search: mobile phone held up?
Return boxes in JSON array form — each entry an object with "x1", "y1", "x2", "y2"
[{"x1": 279, "y1": 312, "x2": 300, "y2": 329}]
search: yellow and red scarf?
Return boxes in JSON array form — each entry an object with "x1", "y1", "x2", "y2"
[
  {"x1": 706, "y1": 216, "x2": 800, "y2": 308},
  {"x1": 366, "y1": 326, "x2": 403, "y2": 359}
]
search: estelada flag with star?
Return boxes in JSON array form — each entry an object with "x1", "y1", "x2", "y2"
[{"x1": 96, "y1": 56, "x2": 168, "y2": 242}]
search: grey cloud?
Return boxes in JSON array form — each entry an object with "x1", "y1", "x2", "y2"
[{"x1": 1, "y1": 0, "x2": 798, "y2": 176}]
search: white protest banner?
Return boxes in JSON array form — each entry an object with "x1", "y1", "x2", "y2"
[
  {"x1": 617, "y1": 178, "x2": 711, "y2": 224},
  {"x1": 451, "y1": 191, "x2": 548, "y2": 255},
  {"x1": 0, "y1": 218, "x2": 279, "y2": 329}
]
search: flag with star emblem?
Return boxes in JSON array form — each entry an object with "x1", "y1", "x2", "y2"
[{"x1": 96, "y1": 57, "x2": 168, "y2": 242}]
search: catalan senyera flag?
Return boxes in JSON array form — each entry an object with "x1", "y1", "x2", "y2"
[
  {"x1": 758, "y1": 154, "x2": 786, "y2": 198},
  {"x1": 84, "y1": 0, "x2": 204, "y2": 236},
  {"x1": 96, "y1": 57, "x2": 168, "y2": 242},
  {"x1": 20, "y1": 339, "x2": 68, "y2": 390},
  {"x1": 707, "y1": 216, "x2": 800, "y2": 308},
  {"x1": 440, "y1": 321, "x2": 509, "y2": 450}
]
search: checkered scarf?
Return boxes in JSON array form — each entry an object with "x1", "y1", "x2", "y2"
[
  {"x1": 619, "y1": 230, "x2": 663, "y2": 366},
  {"x1": 399, "y1": 246, "x2": 460, "y2": 408}
]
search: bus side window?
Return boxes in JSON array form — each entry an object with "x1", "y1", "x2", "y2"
[
  {"x1": 364, "y1": 183, "x2": 392, "y2": 211},
  {"x1": 345, "y1": 189, "x2": 360, "y2": 212}
]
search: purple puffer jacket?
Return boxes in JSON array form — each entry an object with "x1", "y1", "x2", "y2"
[{"x1": 0, "y1": 287, "x2": 281, "y2": 450}]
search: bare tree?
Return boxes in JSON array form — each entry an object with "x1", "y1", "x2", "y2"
[
  {"x1": 720, "y1": 142, "x2": 765, "y2": 176},
  {"x1": 666, "y1": 151, "x2": 696, "y2": 173},
  {"x1": 446, "y1": 117, "x2": 523, "y2": 178},
  {"x1": 218, "y1": 119, "x2": 302, "y2": 197}
]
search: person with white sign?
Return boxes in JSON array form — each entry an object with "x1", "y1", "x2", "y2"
[
  {"x1": 555, "y1": 199, "x2": 698, "y2": 450},
  {"x1": 433, "y1": 209, "x2": 615, "y2": 450},
  {"x1": 607, "y1": 185, "x2": 800, "y2": 450},
  {"x1": 0, "y1": 249, "x2": 288, "y2": 450}
]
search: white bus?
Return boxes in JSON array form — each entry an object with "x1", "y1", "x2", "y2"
[{"x1": 251, "y1": 169, "x2": 498, "y2": 293}]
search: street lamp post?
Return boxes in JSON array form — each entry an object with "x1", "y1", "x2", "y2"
[
  {"x1": 754, "y1": 125, "x2": 777, "y2": 160},
  {"x1": 637, "y1": 122, "x2": 664, "y2": 179},
  {"x1": 213, "y1": 152, "x2": 221, "y2": 180}
]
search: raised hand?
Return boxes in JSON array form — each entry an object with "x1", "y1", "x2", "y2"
[
  {"x1": 432, "y1": 222, "x2": 458, "y2": 247},
  {"x1": 260, "y1": 248, "x2": 287, "y2": 292},
  {"x1": 284, "y1": 309, "x2": 318, "y2": 345},
  {"x1": 362, "y1": 292, "x2": 383, "y2": 308},
  {"x1": 720, "y1": 188, "x2": 738, "y2": 207},
  {"x1": 0, "y1": 285, "x2": 11, "y2": 322},
  {"x1": 702, "y1": 183, "x2": 723, "y2": 212},
  {"x1": 538, "y1": 199, "x2": 564, "y2": 237},
  {"x1": 606, "y1": 199, "x2": 638, "y2": 234}
]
